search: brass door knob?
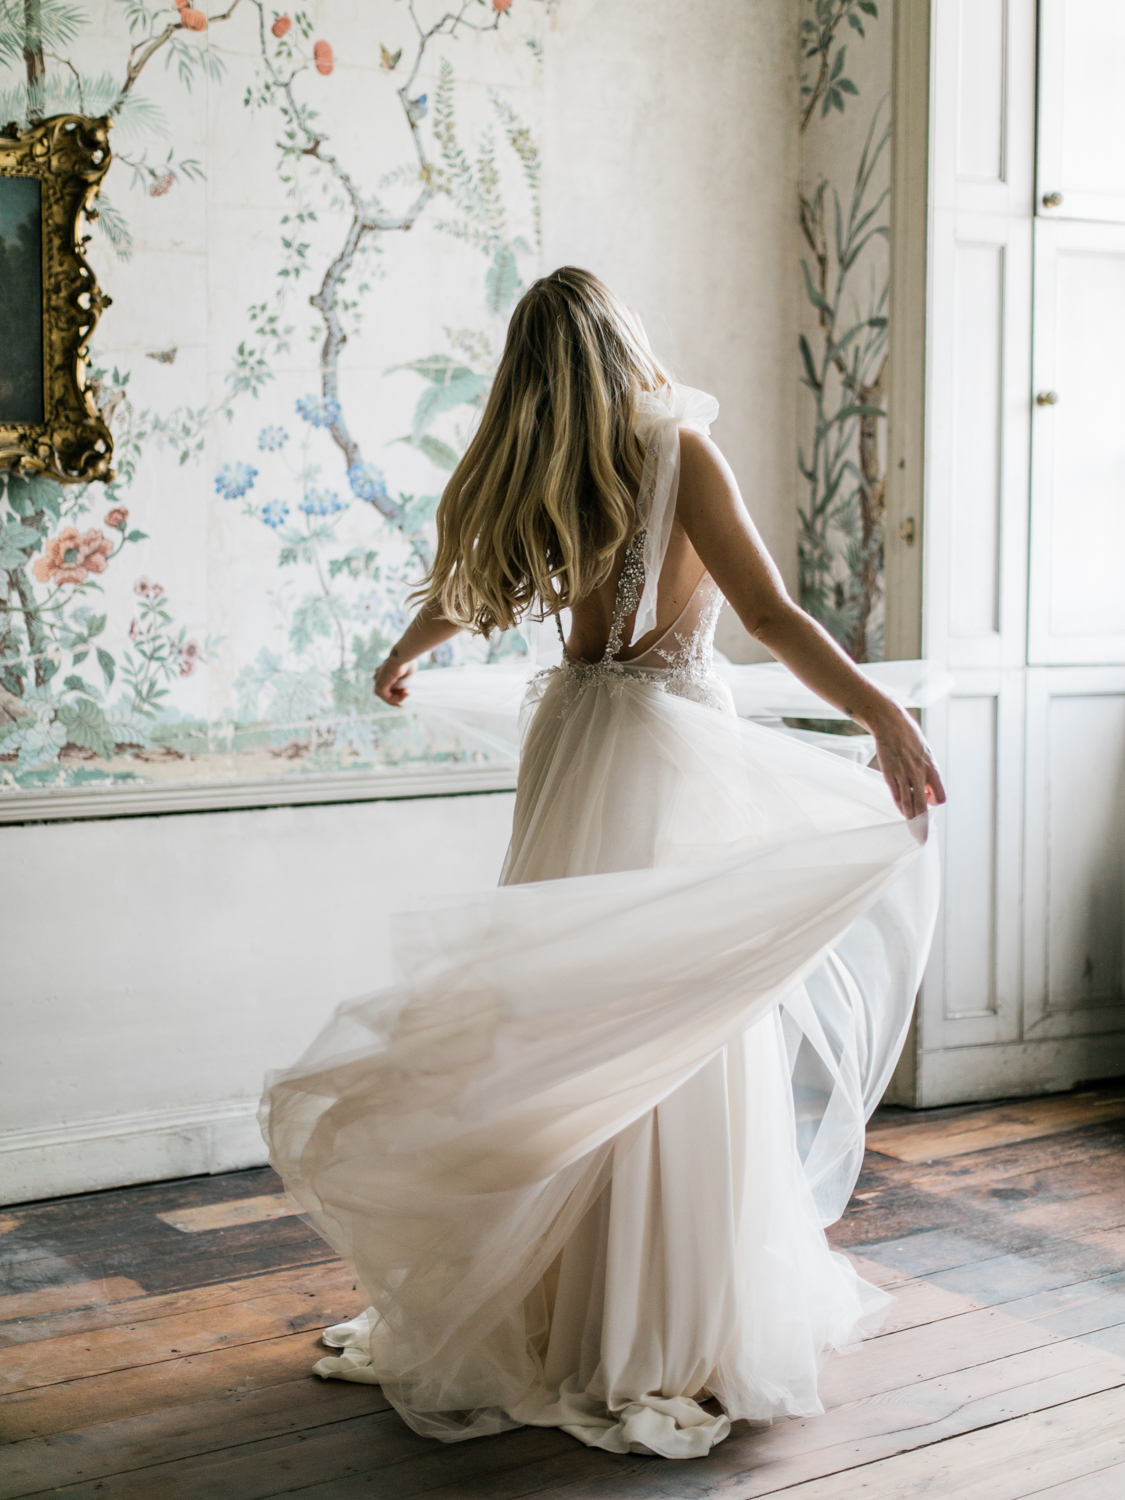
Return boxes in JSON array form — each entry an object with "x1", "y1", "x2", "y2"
[
  {"x1": 1042, "y1": 192, "x2": 1063, "y2": 208},
  {"x1": 1035, "y1": 390, "x2": 1059, "y2": 406}
]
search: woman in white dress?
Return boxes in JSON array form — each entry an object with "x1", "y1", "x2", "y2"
[{"x1": 261, "y1": 268, "x2": 945, "y2": 1460}]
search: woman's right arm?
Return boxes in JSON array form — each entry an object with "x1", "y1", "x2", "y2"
[
  {"x1": 676, "y1": 429, "x2": 945, "y2": 820},
  {"x1": 373, "y1": 601, "x2": 461, "y2": 705}
]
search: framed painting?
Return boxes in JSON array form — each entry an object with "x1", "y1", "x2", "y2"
[{"x1": 0, "y1": 114, "x2": 114, "y2": 484}]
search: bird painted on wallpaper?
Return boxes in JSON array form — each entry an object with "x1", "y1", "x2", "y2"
[
  {"x1": 380, "y1": 43, "x2": 402, "y2": 71},
  {"x1": 405, "y1": 93, "x2": 428, "y2": 126}
]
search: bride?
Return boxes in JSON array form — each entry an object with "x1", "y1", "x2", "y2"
[{"x1": 261, "y1": 267, "x2": 945, "y2": 1460}]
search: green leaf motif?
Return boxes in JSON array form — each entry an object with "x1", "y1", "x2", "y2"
[
  {"x1": 0, "y1": 522, "x2": 39, "y2": 569},
  {"x1": 57, "y1": 697, "x2": 116, "y2": 759},
  {"x1": 416, "y1": 435, "x2": 460, "y2": 472},
  {"x1": 97, "y1": 647, "x2": 116, "y2": 687},
  {"x1": 3, "y1": 473, "x2": 64, "y2": 520},
  {"x1": 104, "y1": 710, "x2": 151, "y2": 748},
  {"x1": 17, "y1": 716, "x2": 67, "y2": 772},
  {"x1": 389, "y1": 355, "x2": 475, "y2": 386},
  {"x1": 799, "y1": 335, "x2": 822, "y2": 393},
  {"x1": 125, "y1": 530, "x2": 149, "y2": 543},
  {"x1": 411, "y1": 371, "x2": 486, "y2": 443},
  {"x1": 399, "y1": 494, "x2": 442, "y2": 531},
  {"x1": 486, "y1": 245, "x2": 521, "y2": 315}
]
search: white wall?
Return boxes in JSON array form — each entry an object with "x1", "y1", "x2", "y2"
[
  {"x1": 0, "y1": 794, "x2": 514, "y2": 1204},
  {"x1": 543, "y1": 0, "x2": 800, "y2": 660},
  {"x1": 2, "y1": 0, "x2": 801, "y2": 1204}
]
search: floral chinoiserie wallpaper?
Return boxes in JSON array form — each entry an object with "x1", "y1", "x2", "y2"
[
  {"x1": 0, "y1": 0, "x2": 544, "y2": 814},
  {"x1": 796, "y1": 0, "x2": 891, "y2": 664}
]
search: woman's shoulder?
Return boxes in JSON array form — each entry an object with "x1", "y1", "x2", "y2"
[{"x1": 678, "y1": 426, "x2": 735, "y2": 495}]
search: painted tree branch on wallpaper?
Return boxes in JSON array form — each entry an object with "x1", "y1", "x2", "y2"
[
  {"x1": 797, "y1": 0, "x2": 888, "y2": 663},
  {"x1": 0, "y1": 0, "x2": 543, "y2": 803}
]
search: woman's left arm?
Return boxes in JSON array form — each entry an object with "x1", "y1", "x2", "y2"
[
  {"x1": 373, "y1": 601, "x2": 461, "y2": 705},
  {"x1": 677, "y1": 430, "x2": 946, "y2": 820}
]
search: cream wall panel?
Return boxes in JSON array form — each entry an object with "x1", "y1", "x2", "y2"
[
  {"x1": 0, "y1": 792, "x2": 515, "y2": 1203},
  {"x1": 1028, "y1": 221, "x2": 1125, "y2": 664},
  {"x1": 1023, "y1": 668, "x2": 1125, "y2": 1042},
  {"x1": 1038, "y1": 0, "x2": 1125, "y2": 223}
]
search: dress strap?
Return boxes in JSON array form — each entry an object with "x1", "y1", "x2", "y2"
[{"x1": 630, "y1": 384, "x2": 719, "y2": 645}]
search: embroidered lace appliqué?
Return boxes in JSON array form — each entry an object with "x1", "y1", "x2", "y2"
[{"x1": 551, "y1": 529, "x2": 729, "y2": 712}]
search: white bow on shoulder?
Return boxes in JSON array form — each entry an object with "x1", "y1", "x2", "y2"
[{"x1": 630, "y1": 383, "x2": 719, "y2": 643}]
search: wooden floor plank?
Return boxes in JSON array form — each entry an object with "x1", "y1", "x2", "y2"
[
  {"x1": 0, "y1": 1262, "x2": 356, "y2": 1351},
  {"x1": 866, "y1": 1091, "x2": 1125, "y2": 1162},
  {"x1": 0, "y1": 1280, "x2": 145, "y2": 1328},
  {"x1": 1020, "y1": 1464, "x2": 1125, "y2": 1499},
  {"x1": 0, "y1": 1276, "x2": 357, "y2": 1396},
  {"x1": 0, "y1": 1328, "x2": 332, "y2": 1442},
  {"x1": 0, "y1": 1379, "x2": 388, "y2": 1498},
  {"x1": 4, "y1": 1411, "x2": 615, "y2": 1500},
  {"x1": 756, "y1": 1387, "x2": 1125, "y2": 1500},
  {"x1": 3, "y1": 1089, "x2": 1123, "y2": 1498},
  {"x1": 155, "y1": 1194, "x2": 300, "y2": 1235}
]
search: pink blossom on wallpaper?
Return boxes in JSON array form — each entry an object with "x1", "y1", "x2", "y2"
[
  {"x1": 179, "y1": 8, "x2": 208, "y2": 31},
  {"x1": 134, "y1": 577, "x2": 164, "y2": 599},
  {"x1": 272, "y1": 15, "x2": 291, "y2": 38},
  {"x1": 33, "y1": 529, "x2": 113, "y2": 586},
  {"x1": 128, "y1": 618, "x2": 140, "y2": 642},
  {"x1": 105, "y1": 507, "x2": 129, "y2": 529},
  {"x1": 493, "y1": 0, "x2": 514, "y2": 11},
  {"x1": 313, "y1": 40, "x2": 334, "y2": 75},
  {"x1": 148, "y1": 170, "x2": 175, "y2": 197},
  {"x1": 179, "y1": 640, "x2": 200, "y2": 676}
]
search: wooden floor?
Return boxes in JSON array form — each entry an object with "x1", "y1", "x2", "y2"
[{"x1": 2, "y1": 1087, "x2": 1125, "y2": 1499}]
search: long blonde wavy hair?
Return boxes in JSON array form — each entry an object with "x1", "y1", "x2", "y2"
[{"x1": 416, "y1": 267, "x2": 672, "y2": 635}]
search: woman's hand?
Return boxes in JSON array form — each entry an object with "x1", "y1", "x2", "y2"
[
  {"x1": 374, "y1": 653, "x2": 415, "y2": 706},
  {"x1": 867, "y1": 703, "x2": 946, "y2": 820}
]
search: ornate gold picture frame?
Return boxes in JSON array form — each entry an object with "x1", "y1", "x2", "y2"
[{"x1": 0, "y1": 114, "x2": 114, "y2": 485}]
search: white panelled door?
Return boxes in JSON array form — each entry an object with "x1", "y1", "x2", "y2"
[
  {"x1": 911, "y1": 0, "x2": 1125, "y2": 1104},
  {"x1": 1028, "y1": 221, "x2": 1125, "y2": 665},
  {"x1": 1037, "y1": 0, "x2": 1125, "y2": 224}
]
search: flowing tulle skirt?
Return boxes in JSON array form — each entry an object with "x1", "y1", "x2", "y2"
[{"x1": 260, "y1": 664, "x2": 939, "y2": 1458}]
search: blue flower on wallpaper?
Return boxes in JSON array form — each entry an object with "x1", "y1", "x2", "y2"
[
  {"x1": 430, "y1": 641, "x2": 453, "y2": 667},
  {"x1": 257, "y1": 425, "x2": 289, "y2": 452},
  {"x1": 295, "y1": 395, "x2": 342, "y2": 429},
  {"x1": 347, "y1": 461, "x2": 389, "y2": 505},
  {"x1": 353, "y1": 592, "x2": 381, "y2": 625},
  {"x1": 405, "y1": 93, "x2": 428, "y2": 125},
  {"x1": 261, "y1": 500, "x2": 290, "y2": 529},
  {"x1": 214, "y1": 462, "x2": 259, "y2": 499},
  {"x1": 299, "y1": 489, "x2": 346, "y2": 517}
]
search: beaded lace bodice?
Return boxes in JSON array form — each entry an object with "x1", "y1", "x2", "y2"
[{"x1": 557, "y1": 527, "x2": 731, "y2": 713}]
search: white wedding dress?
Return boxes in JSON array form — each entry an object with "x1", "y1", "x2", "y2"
[{"x1": 260, "y1": 386, "x2": 940, "y2": 1460}]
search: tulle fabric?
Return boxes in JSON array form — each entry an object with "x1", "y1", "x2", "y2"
[
  {"x1": 260, "y1": 382, "x2": 939, "y2": 1458},
  {"x1": 261, "y1": 668, "x2": 939, "y2": 1457}
]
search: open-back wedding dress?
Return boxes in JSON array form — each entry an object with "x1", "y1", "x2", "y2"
[{"x1": 260, "y1": 385, "x2": 940, "y2": 1460}]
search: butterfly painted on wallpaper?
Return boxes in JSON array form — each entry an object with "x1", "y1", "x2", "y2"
[
  {"x1": 380, "y1": 43, "x2": 401, "y2": 71},
  {"x1": 405, "y1": 93, "x2": 428, "y2": 125}
]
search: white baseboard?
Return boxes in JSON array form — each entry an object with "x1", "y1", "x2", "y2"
[
  {"x1": 0, "y1": 1098, "x2": 269, "y2": 1206},
  {"x1": 919, "y1": 1032, "x2": 1125, "y2": 1108}
]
